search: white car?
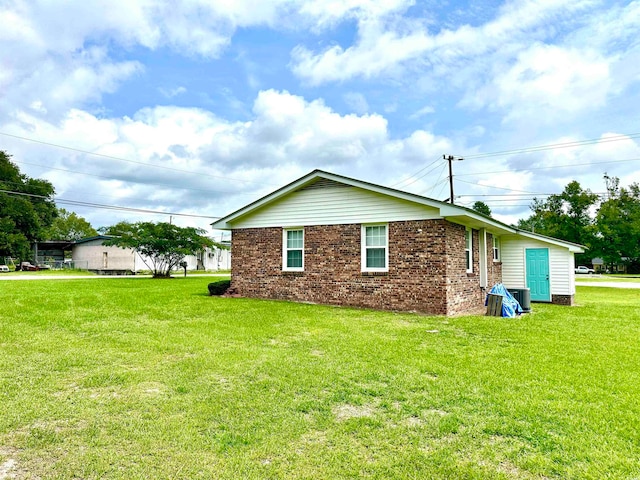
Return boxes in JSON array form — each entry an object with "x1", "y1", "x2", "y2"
[
  {"x1": 0, "y1": 265, "x2": 10, "y2": 273},
  {"x1": 575, "y1": 265, "x2": 595, "y2": 274}
]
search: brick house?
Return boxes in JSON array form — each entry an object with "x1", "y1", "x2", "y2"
[{"x1": 212, "y1": 170, "x2": 583, "y2": 315}]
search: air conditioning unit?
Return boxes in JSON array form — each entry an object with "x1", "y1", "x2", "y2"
[{"x1": 507, "y1": 287, "x2": 531, "y2": 313}]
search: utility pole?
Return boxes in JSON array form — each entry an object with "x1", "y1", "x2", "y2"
[{"x1": 443, "y1": 155, "x2": 463, "y2": 204}]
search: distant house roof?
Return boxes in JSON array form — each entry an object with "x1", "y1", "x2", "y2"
[
  {"x1": 32, "y1": 240, "x2": 74, "y2": 250},
  {"x1": 212, "y1": 169, "x2": 585, "y2": 253},
  {"x1": 72, "y1": 235, "x2": 114, "y2": 245}
]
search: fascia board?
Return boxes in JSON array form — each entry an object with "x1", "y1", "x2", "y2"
[{"x1": 515, "y1": 230, "x2": 585, "y2": 253}]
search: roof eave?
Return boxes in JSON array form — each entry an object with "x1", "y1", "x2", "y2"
[
  {"x1": 513, "y1": 229, "x2": 586, "y2": 253},
  {"x1": 209, "y1": 170, "x2": 586, "y2": 253}
]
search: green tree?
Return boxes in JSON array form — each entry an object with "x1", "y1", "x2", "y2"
[
  {"x1": 593, "y1": 175, "x2": 640, "y2": 273},
  {"x1": 43, "y1": 208, "x2": 98, "y2": 241},
  {"x1": 103, "y1": 221, "x2": 215, "y2": 278},
  {"x1": 517, "y1": 181, "x2": 598, "y2": 264},
  {"x1": 517, "y1": 181, "x2": 597, "y2": 243},
  {"x1": 0, "y1": 151, "x2": 57, "y2": 261},
  {"x1": 471, "y1": 201, "x2": 492, "y2": 216}
]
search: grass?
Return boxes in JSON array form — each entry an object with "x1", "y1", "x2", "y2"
[
  {"x1": 576, "y1": 274, "x2": 640, "y2": 282},
  {"x1": 1, "y1": 278, "x2": 639, "y2": 479},
  {"x1": 1, "y1": 268, "x2": 95, "y2": 276}
]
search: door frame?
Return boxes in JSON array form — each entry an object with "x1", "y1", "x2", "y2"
[{"x1": 525, "y1": 248, "x2": 551, "y2": 302}]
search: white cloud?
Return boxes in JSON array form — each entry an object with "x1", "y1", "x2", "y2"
[
  {"x1": 409, "y1": 105, "x2": 435, "y2": 120},
  {"x1": 1, "y1": 89, "x2": 459, "y2": 230},
  {"x1": 158, "y1": 86, "x2": 187, "y2": 98},
  {"x1": 467, "y1": 44, "x2": 611, "y2": 121},
  {"x1": 0, "y1": 0, "x2": 430, "y2": 124},
  {"x1": 290, "y1": 0, "x2": 593, "y2": 85},
  {"x1": 297, "y1": 0, "x2": 412, "y2": 30}
]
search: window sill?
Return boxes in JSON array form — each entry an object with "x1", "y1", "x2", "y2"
[{"x1": 361, "y1": 271, "x2": 389, "y2": 276}]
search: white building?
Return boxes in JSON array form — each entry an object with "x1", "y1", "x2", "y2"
[{"x1": 72, "y1": 235, "x2": 230, "y2": 274}]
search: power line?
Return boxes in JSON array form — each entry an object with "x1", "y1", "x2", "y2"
[
  {"x1": 390, "y1": 156, "x2": 443, "y2": 187},
  {"x1": 456, "y1": 178, "x2": 550, "y2": 195},
  {"x1": 456, "y1": 156, "x2": 640, "y2": 178},
  {"x1": 418, "y1": 164, "x2": 449, "y2": 195},
  {"x1": 12, "y1": 159, "x2": 257, "y2": 196},
  {"x1": 0, "y1": 131, "x2": 280, "y2": 187},
  {"x1": 435, "y1": 175, "x2": 449, "y2": 201},
  {"x1": 373, "y1": 132, "x2": 640, "y2": 190},
  {"x1": 0, "y1": 188, "x2": 221, "y2": 220},
  {"x1": 460, "y1": 133, "x2": 640, "y2": 160}
]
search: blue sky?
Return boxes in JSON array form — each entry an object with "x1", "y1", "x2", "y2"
[{"x1": 1, "y1": 0, "x2": 639, "y2": 234}]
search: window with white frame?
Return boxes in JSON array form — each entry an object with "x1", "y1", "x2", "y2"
[
  {"x1": 283, "y1": 228, "x2": 304, "y2": 271},
  {"x1": 493, "y1": 236, "x2": 500, "y2": 262},
  {"x1": 362, "y1": 224, "x2": 388, "y2": 272},
  {"x1": 465, "y1": 227, "x2": 473, "y2": 272}
]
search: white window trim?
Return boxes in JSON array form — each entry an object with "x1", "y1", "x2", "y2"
[
  {"x1": 493, "y1": 236, "x2": 501, "y2": 262},
  {"x1": 361, "y1": 224, "x2": 389, "y2": 273},
  {"x1": 465, "y1": 227, "x2": 473, "y2": 273},
  {"x1": 282, "y1": 228, "x2": 304, "y2": 272}
]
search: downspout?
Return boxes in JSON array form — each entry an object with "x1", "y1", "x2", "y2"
[{"x1": 479, "y1": 229, "x2": 488, "y2": 288}]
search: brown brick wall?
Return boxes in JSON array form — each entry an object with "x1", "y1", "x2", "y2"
[
  {"x1": 444, "y1": 225, "x2": 485, "y2": 315},
  {"x1": 231, "y1": 220, "x2": 500, "y2": 315},
  {"x1": 487, "y1": 233, "x2": 502, "y2": 288}
]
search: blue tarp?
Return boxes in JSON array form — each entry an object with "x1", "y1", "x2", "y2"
[{"x1": 485, "y1": 283, "x2": 523, "y2": 317}]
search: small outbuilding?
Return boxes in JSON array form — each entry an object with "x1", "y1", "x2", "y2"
[{"x1": 212, "y1": 170, "x2": 584, "y2": 315}]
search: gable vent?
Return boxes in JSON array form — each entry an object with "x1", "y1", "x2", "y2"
[{"x1": 300, "y1": 178, "x2": 352, "y2": 191}]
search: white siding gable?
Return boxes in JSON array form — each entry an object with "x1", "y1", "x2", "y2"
[{"x1": 231, "y1": 185, "x2": 441, "y2": 228}]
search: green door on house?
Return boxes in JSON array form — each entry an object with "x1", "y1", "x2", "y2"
[{"x1": 526, "y1": 248, "x2": 551, "y2": 302}]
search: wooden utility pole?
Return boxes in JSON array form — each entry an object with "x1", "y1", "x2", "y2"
[{"x1": 443, "y1": 155, "x2": 463, "y2": 203}]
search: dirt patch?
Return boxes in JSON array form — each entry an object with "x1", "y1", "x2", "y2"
[
  {"x1": 405, "y1": 416, "x2": 423, "y2": 426},
  {"x1": 425, "y1": 408, "x2": 447, "y2": 416},
  {"x1": 135, "y1": 381, "x2": 168, "y2": 397},
  {"x1": 0, "y1": 446, "x2": 27, "y2": 480},
  {"x1": 0, "y1": 458, "x2": 17, "y2": 480},
  {"x1": 333, "y1": 404, "x2": 377, "y2": 421}
]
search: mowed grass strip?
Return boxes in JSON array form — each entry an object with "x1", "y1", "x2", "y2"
[{"x1": 1, "y1": 279, "x2": 639, "y2": 479}]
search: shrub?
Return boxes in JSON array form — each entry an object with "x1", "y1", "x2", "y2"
[{"x1": 208, "y1": 280, "x2": 231, "y2": 296}]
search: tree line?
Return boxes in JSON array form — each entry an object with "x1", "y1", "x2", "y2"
[
  {"x1": 3, "y1": 148, "x2": 638, "y2": 273},
  {"x1": 515, "y1": 175, "x2": 640, "y2": 273}
]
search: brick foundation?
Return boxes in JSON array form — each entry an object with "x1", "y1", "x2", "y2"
[
  {"x1": 230, "y1": 220, "x2": 500, "y2": 316},
  {"x1": 552, "y1": 294, "x2": 575, "y2": 306}
]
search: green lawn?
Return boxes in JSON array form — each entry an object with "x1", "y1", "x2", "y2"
[
  {"x1": 2, "y1": 268, "x2": 95, "y2": 276},
  {"x1": 1, "y1": 279, "x2": 639, "y2": 479},
  {"x1": 576, "y1": 274, "x2": 640, "y2": 282}
]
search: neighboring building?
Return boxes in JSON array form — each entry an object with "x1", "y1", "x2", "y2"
[
  {"x1": 71, "y1": 235, "x2": 230, "y2": 274},
  {"x1": 32, "y1": 240, "x2": 73, "y2": 266},
  {"x1": 592, "y1": 257, "x2": 605, "y2": 273},
  {"x1": 71, "y1": 235, "x2": 140, "y2": 273},
  {"x1": 591, "y1": 257, "x2": 628, "y2": 274},
  {"x1": 212, "y1": 170, "x2": 584, "y2": 316}
]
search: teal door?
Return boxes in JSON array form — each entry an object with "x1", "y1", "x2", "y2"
[{"x1": 526, "y1": 248, "x2": 550, "y2": 302}]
